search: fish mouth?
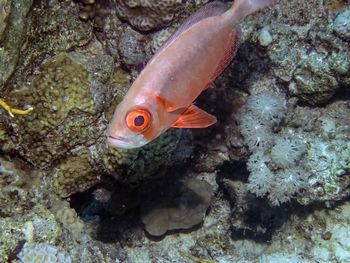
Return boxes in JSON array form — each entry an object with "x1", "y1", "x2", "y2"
[
  {"x1": 109, "y1": 135, "x2": 129, "y2": 143},
  {"x1": 107, "y1": 135, "x2": 131, "y2": 149}
]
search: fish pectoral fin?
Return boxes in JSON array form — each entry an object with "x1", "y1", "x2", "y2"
[
  {"x1": 155, "y1": 94, "x2": 185, "y2": 113},
  {"x1": 171, "y1": 104, "x2": 217, "y2": 128}
]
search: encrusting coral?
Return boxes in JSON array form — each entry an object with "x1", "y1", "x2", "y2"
[
  {"x1": 52, "y1": 149, "x2": 100, "y2": 198},
  {"x1": 9, "y1": 53, "x2": 98, "y2": 168},
  {"x1": 17, "y1": 243, "x2": 72, "y2": 263},
  {"x1": 115, "y1": 0, "x2": 184, "y2": 31}
]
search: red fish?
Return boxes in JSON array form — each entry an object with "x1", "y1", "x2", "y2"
[{"x1": 108, "y1": 0, "x2": 278, "y2": 149}]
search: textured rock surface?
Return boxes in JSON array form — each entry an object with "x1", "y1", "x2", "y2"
[
  {"x1": 115, "y1": 0, "x2": 184, "y2": 31},
  {"x1": 334, "y1": 9, "x2": 350, "y2": 40},
  {"x1": 9, "y1": 52, "x2": 102, "y2": 168},
  {"x1": 0, "y1": 0, "x2": 33, "y2": 90}
]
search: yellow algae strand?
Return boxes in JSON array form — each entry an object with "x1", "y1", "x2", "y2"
[{"x1": 0, "y1": 99, "x2": 33, "y2": 117}]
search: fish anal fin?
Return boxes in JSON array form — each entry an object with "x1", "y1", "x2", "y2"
[
  {"x1": 172, "y1": 104, "x2": 217, "y2": 128},
  {"x1": 206, "y1": 29, "x2": 240, "y2": 89}
]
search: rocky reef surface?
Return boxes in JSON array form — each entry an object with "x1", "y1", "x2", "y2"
[{"x1": 0, "y1": 0, "x2": 349, "y2": 262}]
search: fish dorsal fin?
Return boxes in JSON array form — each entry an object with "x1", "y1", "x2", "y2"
[
  {"x1": 172, "y1": 104, "x2": 217, "y2": 128},
  {"x1": 149, "y1": 1, "x2": 229, "y2": 63}
]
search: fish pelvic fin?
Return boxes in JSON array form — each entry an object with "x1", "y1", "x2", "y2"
[
  {"x1": 171, "y1": 104, "x2": 217, "y2": 128},
  {"x1": 224, "y1": 0, "x2": 279, "y2": 23}
]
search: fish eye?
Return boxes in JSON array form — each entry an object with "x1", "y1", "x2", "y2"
[{"x1": 126, "y1": 109, "x2": 152, "y2": 133}]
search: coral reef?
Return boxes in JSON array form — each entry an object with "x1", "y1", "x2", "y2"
[
  {"x1": 146, "y1": 28, "x2": 175, "y2": 55},
  {"x1": 117, "y1": 26, "x2": 147, "y2": 67},
  {"x1": 102, "y1": 128, "x2": 192, "y2": 182},
  {"x1": 17, "y1": 243, "x2": 72, "y2": 263},
  {"x1": 0, "y1": 0, "x2": 33, "y2": 90},
  {"x1": 2, "y1": 0, "x2": 92, "y2": 94},
  {"x1": 0, "y1": 158, "x2": 41, "y2": 215},
  {"x1": 115, "y1": 0, "x2": 184, "y2": 31},
  {"x1": 239, "y1": 92, "x2": 307, "y2": 205},
  {"x1": 52, "y1": 149, "x2": 100, "y2": 198},
  {"x1": 0, "y1": 0, "x2": 349, "y2": 262},
  {"x1": 334, "y1": 9, "x2": 350, "y2": 40},
  {"x1": 9, "y1": 52, "x2": 101, "y2": 168},
  {"x1": 239, "y1": 92, "x2": 349, "y2": 206}
]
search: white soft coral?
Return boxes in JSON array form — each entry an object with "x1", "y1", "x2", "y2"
[
  {"x1": 239, "y1": 92, "x2": 287, "y2": 151},
  {"x1": 245, "y1": 91, "x2": 287, "y2": 124},
  {"x1": 240, "y1": 91, "x2": 309, "y2": 205},
  {"x1": 246, "y1": 151, "x2": 274, "y2": 197},
  {"x1": 268, "y1": 168, "x2": 308, "y2": 205},
  {"x1": 239, "y1": 112, "x2": 274, "y2": 150},
  {"x1": 271, "y1": 135, "x2": 306, "y2": 168}
]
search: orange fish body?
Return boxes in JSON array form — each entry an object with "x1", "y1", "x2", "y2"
[{"x1": 108, "y1": 0, "x2": 277, "y2": 149}]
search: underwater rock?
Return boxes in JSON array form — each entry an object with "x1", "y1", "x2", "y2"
[
  {"x1": 52, "y1": 149, "x2": 100, "y2": 198},
  {"x1": 0, "y1": 0, "x2": 10, "y2": 38},
  {"x1": 277, "y1": 0, "x2": 324, "y2": 25},
  {"x1": 226, "y1": 0, "x2": 350, "y2": 105},
  {"x1": 0, "y1": 121, "x2": 7, "y2": 146},
  {"x1": 75, "y1": 0, "x2": 107, "y2": 23},
  {"x1": 3, "y1": 0, "x2": 92, "y2": 93},
  {"x1": 141, "y1": 177, "x2": 213, "y2": 236},
  {"x1": 0, "y1": 0, "x2": 33, "y2": 90},
  {"x1": 115, "y1": 0, "x2": 184, "y2": 31},
  {"x1": 258, "y1": 27, "x2": 273, "y2": 47},
  {"x1": 287, "y1": 101, "x2": 350, "y2": 205},
  {"x1": 52, "y1": 199, "x2": 85, "y2": 239},
  {"x1": 17, "y1": 243, "x2": 72, "y2": 263},
  {"x1": 289, "y1": 51, "x2": 339, "y2": 105},
  {"x1": 303, "y1": 137, "x2": 350, "y2": 204},
  {"x1": 118, "y1": 27, "x2": 147, "y2": 67},
  {"x1": 0, "y1": 157, "x2": 42, "y2": 215},
  {"x1": 146, "y1": 28, "x2": 174, "y2": 55},
  {"x1": 9, "y1": 53, "x2": 101, "y2": 168},
  {"x1": 0, "y1": 203, "x2": 62, "y2": 262},
  {"x1": 334, "y1": 9, "x2": 350, "y2": 41}
]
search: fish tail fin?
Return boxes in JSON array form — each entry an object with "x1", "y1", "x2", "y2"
[{"x1": 225, "y1": 0, "x2": 278, "y2": 24}]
